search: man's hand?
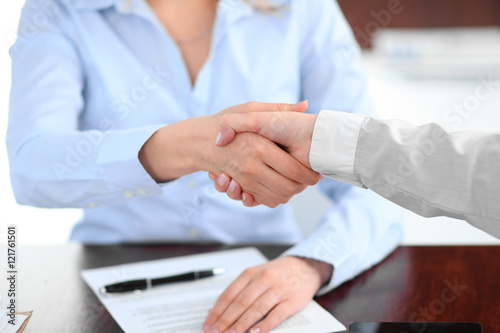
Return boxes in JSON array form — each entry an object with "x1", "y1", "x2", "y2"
[
  {"x1": 205, "y1": 131, "x2": 319, "y2": 207},
  {"x1": 202, "y1": 256, "x2": 332, "y2": 333},
  {"x1": 216, "y1": 111, "x2": 318, "y2": 168},
  {"x1": 208, "y1": 111, "x2": 318, "y2": 206}
]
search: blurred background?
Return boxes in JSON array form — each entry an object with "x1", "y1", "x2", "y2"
[{"x1": 1, "y1": 0, "x2": 500, "y2": 244}]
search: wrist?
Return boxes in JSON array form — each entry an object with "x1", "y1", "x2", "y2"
[
  {"x1": 303, "y1": 113, "x2": 318, "y2": 169},
  {"x1": 189, "y1": 114, "x2": 221, "y2": 172},
  {"x1": 139, "y1": 118, "x2": 206, "y2": 182},
  {"x1": 293, "y1": 256, "x2": 333, "y2": 287}
]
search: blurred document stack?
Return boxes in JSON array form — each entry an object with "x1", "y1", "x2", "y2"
[{"x1": 373, "y1": 27, "x2": 500, "y2": 79}]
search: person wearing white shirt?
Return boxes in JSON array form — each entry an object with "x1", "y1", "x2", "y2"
[
  {"x1": 7, "y1": 0, "x2": 404, "y2": 332},
  {"x1": 213, "y1": 108, "x2": 500, "y2": 239}
]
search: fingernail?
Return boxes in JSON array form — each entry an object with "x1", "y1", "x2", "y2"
[
  {"x1": 294, "y1": 100, "x2": 307, "y2": 108},
  {"x1": 242, "y1": 193, "x2": 248, "y2": 203},
  {"x1": 217, "y1": 174, "x2": 228, "y2": 187},
  {"x1": 226, "y1": 329, "x2": 236, "y2": 333},
  {"x1": 208, "y1": 328, "x2": 219, "y2": 333},
  {"x1": 229, "y1": 180, "x2": 237, "y2": 192},
  {"x1": 202, "y1": 324, "x2": 211, "y2": 332},
  {"x1": 215, "y1": 132, "x2": 222, "y2": 145},
  {"x1": 250, "y1": 328, "x2": 261, "y2": 333}
]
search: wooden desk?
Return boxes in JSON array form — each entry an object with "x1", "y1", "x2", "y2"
[{"x1": 16, "y1": 245, "x2": 499, "y2": 332}]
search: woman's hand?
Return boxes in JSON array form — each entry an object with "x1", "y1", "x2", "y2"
[
  {"x1": 202, "y1": 256, "x2": 333, "y2": 333},
  {"x1": 208, "y1": 111, "x2": 319, "y2": 207},
  {"x1": 139, "y1": 101, "x2": 321, "y2": 207}
]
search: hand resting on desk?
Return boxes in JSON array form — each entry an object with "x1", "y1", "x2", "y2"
[{"x1": 202, "y1": 256, "x2": 332, "y2": 333}]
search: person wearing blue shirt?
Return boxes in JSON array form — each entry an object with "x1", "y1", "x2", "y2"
[{"x1": 7, "y1": 0, "x2": 404, "y2": 332}]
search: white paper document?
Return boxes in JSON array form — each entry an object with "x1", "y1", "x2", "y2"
[
  {"x1": 81, "y1": 247, "x2": 346, "y2": 333},
  {"x1": 0, "y1": 312, "x2": 29, "y2": 333}
]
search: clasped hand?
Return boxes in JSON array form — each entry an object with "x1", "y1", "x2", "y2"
[
  {"x1": 200, "y1": 101, "x2": 321, "y2": 208},
  {"x1": 208, "y1": 103, "x2": 318, "y2": 207},
  {"x1": 139, "y1": 101, "x2": 320, "y2": 208}
]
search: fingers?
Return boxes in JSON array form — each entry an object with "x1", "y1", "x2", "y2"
[
  {"x1": 214, "y1": 173, "x2": 230, "y2": 192},
  {"x1": 214, "y1": 173, "x2": 255, "y2": 204},
  {"x1": 226, "y1": 179, "x2": 243, "y2": 201},
  {"x1": 247, "y1": 301, "x2": 295, "y2": 333},
  {"x1": 203, "y1": 257, "x2": 320, "y2": 333},
  {"x1": 202, "y1": 268, "x2": 256, "y2": 332},
  {"x1": 235, "y1": 100, "x2": 308, "y2": 114},
  {"x1": 222, "y1": 289, "x2": 286, "y2": 333},
  {"x1": 217, "y1": 101, "x2": 308, "y2": 147},
  {"x1": 239, "y1": 160, "x2": 304, "y2": 207},
  {"x1": 263, "y1": 149, "x2": 321, "y2": 187},
  {"x1": 217, "y1": 112, "x2": 286, "y2": 147},
  {"x1": 212, "y1": 133, "x2": 319, "y2": 208},
  {"x1": 210, "y1": 172, "x2": 259, "y2": 207},
  {"x1": 208, "y1": 280, "x2": 271, "y2": 332},
  {"x1": 242, "y1": 192, "x2": 257, "y2": 207},
  {"x1": 212, "y1": 170, "x2": 282, "y2": 208},
  {"x1": 215, "y1": 118, "x2": 238, "y2": 147}
]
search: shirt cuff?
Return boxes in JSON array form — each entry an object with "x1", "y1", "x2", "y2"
[
  {"x1": 309, "y1": 110, "x2": 367, "y2": 188},
  {"x1": 97, "y1": 125, "x2": 166, "y2": 203},
  {"x1": 281, "y1": 234, "x2": 356, "y2": 296}
]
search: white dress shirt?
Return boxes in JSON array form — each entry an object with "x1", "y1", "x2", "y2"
[
  {"x1": 7, "y1": 0, "x2": 404, "y2": 293},
  {"x1": 310, "y1": 110, "x2": 500, "y2": 239}
]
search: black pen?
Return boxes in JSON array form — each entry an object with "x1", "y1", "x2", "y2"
[{"x1": 100, "y1": 268, "x2": 225, "y2": 294}]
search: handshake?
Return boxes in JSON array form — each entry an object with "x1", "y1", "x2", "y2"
[{"x1": 207, "y1": 100, "x2": 321, "y2": 208}]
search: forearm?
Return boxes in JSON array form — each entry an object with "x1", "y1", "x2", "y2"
[
  {"x1": 139, "y1": 116, "x2": 214, "y2": 182},
  {"x1": 8, "y1": 126, "x2": 164, "y2": 208},
  {"x1": 356, "y1": 118, "x2": 500, "y2": 238},
  {"x1": 311, "y1": 111, "x2": 500, "y2": 238}
]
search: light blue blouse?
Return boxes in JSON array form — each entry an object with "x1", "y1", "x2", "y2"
[{"x1": 7, "y1": 0, "x2": 404, "y2": 292}]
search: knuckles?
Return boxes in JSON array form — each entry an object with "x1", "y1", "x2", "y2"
[
  {"x1": 215, "y1": 317, "x2": 232, "y2": 330},
  {"x1": 260, "y1": 267, "x2": 283, "y2": 282},
  {"x1": 242, "y1": 266, "x2": 259, "y2": 278},
  {"x1": 307, "y1": 173, "x2": 323, "y2": 186},
  {"x1": 246, "y1": 101, "x2": 259, "y2": 109},
  {"x1": 235, "y1": 160, "x2": 257, "y2": 177},
  {"x1": 294, "y1": 184, "x2": 308, "y2": 195},
  {"x1": 219, "y1": 114, "x2": 230, "y2": 127},
  {"x1": 275, "y1": 103, "x2": 289, "y2": 111}
]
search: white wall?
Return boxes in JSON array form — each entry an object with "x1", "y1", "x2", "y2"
[
  {"x1": 1, "y1": 3, "x2": 499, "y2": 245},
  {"x1": 1, "y1": 2, "x2": 78, "y2": 245}
]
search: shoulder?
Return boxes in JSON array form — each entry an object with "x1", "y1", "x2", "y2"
[
  {"x1": 289, "y1": 0, "x2": 348, "y2": 34},
  {"x1": 17, "y1": 0, "x2": 77, "y2": 28},
  {"x1": 10, "y1": 0, "x2": 80, "y2": 58},
  {"x1": 290, "y1": 0, "x2": 343, "y2": 18},
  {"x1": 288, "y1": 0, "x2": 352, "y2": 45},
  {"x1": 18, "y1": 0, "x2": 109, "y2": 22}
]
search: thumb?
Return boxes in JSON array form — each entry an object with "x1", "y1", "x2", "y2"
[
  {"x1": 289, "y1": 100, "x2": 308, "y2": 113},
  {"x1": 237, "y1": 100, "x2": 308, "y2": 114},
  {"x1": 215, "y1": 117, "x2": 237, "y2": 146}
]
